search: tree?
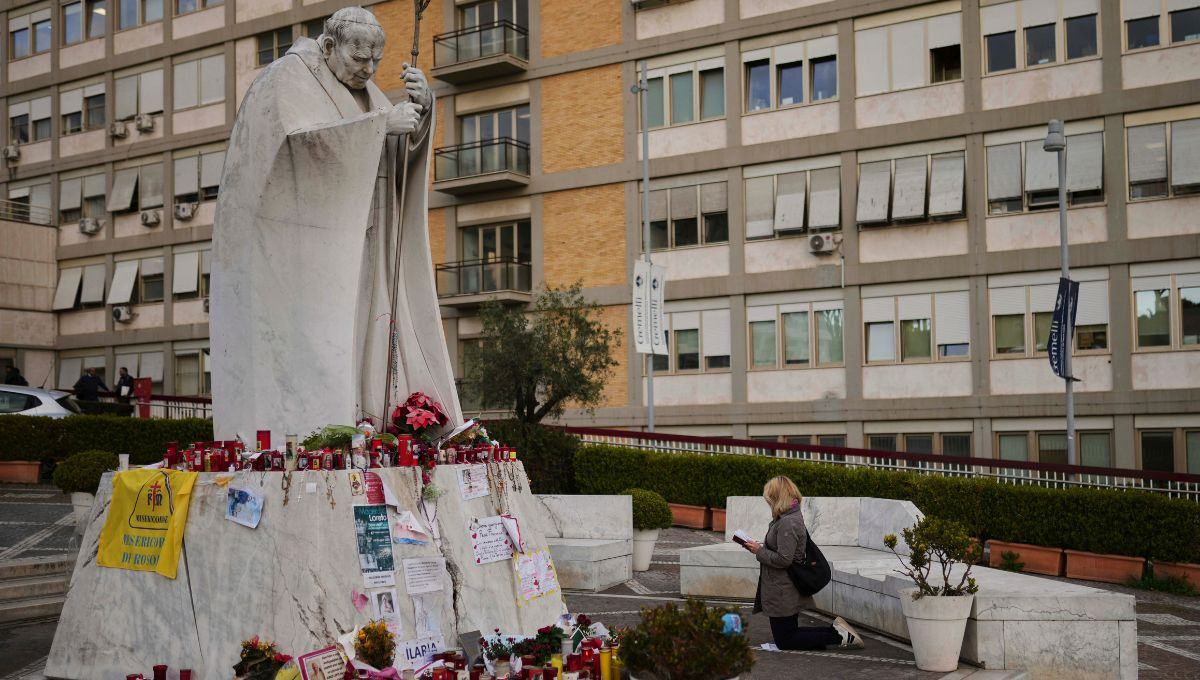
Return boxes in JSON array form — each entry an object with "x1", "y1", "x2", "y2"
[{"x1": 465, "y1": 282, "x2": 620, "y2": 423}]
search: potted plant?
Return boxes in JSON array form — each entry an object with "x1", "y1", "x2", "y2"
[
  {"x1": 233, "y1": 635, "x2": 294, "y2": 680},
  {"x1": 619, "y1": 598, "x2": 753, "y2": 680},
  {"x1": 986, "y1": 539, "x2": 1064, "y2": 576},
  {"x1": 480, "y1": 629, "x2": 518, "y2": 677},
  {"x1": 51, "y1": 450, "x2": 117, "y2": 533},
  {"x1": 884, "y1": 517, "x2": 981, "y2": 673},
  {"x1": 623, "y1": 488, "x2": 672, "y2": 572}
]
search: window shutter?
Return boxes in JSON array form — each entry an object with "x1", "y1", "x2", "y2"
[
  {"x1": 1067, "y1": 133, "x2": 1104, "y2": 192},
  {"x1": 200, "y1": 249, "x2": 211, "y2": 275},
  {"x1": 862, "y1": 296, "x2": 894, "y2": 323},
  {"x1": 83, "y1": 174, "x2": 105, "y2": 198},
  {"x1": 60, "y1": 89, "x2": 84, "y2": 116},
  {"x1": 866, "y1": 322, "x2": 896, "y2": 362},
  {"x1": 854, "y1": 27, "x2": 889, "y2": 96},
  {"x1": 989, "y1": 286, "x2": 1025, "y2": 315},
  {"x1": 173, "y1": 251, "x2": 200, "y2": 294},
  {"x1": 174, "y1": 156, "x2": 199, "y2": 198},
  {"x1": 175, "y1": 61, "x2": 199, "y2": 110},
  {"x1": 929, "y1": 152, "x2": 965, "y2": 216},
  {"x1": 116, "y1": 353, "x2": 140, "y2": 378},
  {"x1": 200, "y1": 55, "x2": 225, "y2": 105},
  {"x1": 935, "y1": 291, "x2": 971, "y2": 345},
  {"x1": 115, "y1": 76, "x2": 138, "y2": 120},
  {"x1": 140, "y1": 165, "x2": 164, "y2": 209},
  {"x1": 672, "y1": 311, "x2": 700, "y2": 331},
  {"x1": 140, "y1": 352, "x2": 165, "y2": 382},
  {"x1": 701, "y1": 182, "x2": 727, "y2": 214},
  {"x1": 670, "y1": 186, "x2": 697, "y2": 219},
  {"x1": 856, "y1": 161, "x2": 891, "y2": 223},
  {"x1": 1024, "y1": 140, "x2": 1059, "y2": 192},
  {"x1": 140, "y1": 70, "x2": 163, "y2": 114},
  {"x1": 1076, "y1": 280, "x2": 1109, "y2": 325},
  {"x1": 745, "y1": 176, "x2": 775, "y2": 238},
  {"x1": 897, "y1": 294, "x2": 932, "y2": 321},
  {"x1": 1128, "y1": 124, "x2": 1168, "y2": 183},
  {"x1": 8, "y1": 101, "x2": 30, "y2": 119},
  {"x1": 59, "y1": 178, "x2": 82, "y2": 211},
  {"x1": 1170, "y1": 118, "x2": 1200, "y2": 189},
  {"x1": 58, "y1": 358, "x2": 82, "y2": 389},
  {"x1": 891, "y1": 156, "x2": 928, "y2": 220},
  {"x1": 53, "y1": 268, "x2": 84, "y2": 310},
  {"x1": 107, "y1": 260, "x2": 140, "y2": 304},
  {"x1": 30, "y1": 97, "x2": 51, "y2": 121},
  {"x1": 1022, "y1": 0, "x2": 1055, "y2": 26},
  {"x1": 774, "y1": 172, "x2": 807, "y2": 232},
  {"x1": 29, "y1": 185, "x2": 51, "y2": 223},
  {"x1": 648, "y1": 189, "x2": 667, "y2": 222},
  {"x1": 1063, "y1": 0, "x2": 1099, "y2": 18},
  {"x1": 808, "y1": 167, "x2": 840, "y2": 228},
  {"x1": 890, "y1": 21, "x2": 926, "y2": 90},
  {"x1": 80, "y1": 264, "x2": 106, "y2": 305},
  {"x1": 108, "y1": 169, "x2": 139, "y2": 212},
  {"x1": 201, "y1": 151, "x2": 226, "y2": 190},
  {"x1": 702, "y1": 309, "x2": 731, "y2": 357},
  {"x1": 1123, "y1": 0, "x2": 1159, "y2": 20},
  {"x1": 1029, "y1": 284, "x2": 1058, "y2": 313},
  {"x1": 927, "y1": 13, "x2": 962, "y2": 49},
  {"x1": 141, "y1": 257, "x2": 164, "y2": 277},
  {"x1": 84, "y1": 83, "x2": 105, "y2": 98}
]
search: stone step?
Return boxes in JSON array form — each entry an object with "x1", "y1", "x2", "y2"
[
  {"x1": 0, "y1": 556, "x2": 74, "y2": 581},
  {"x1": 939, "y1": 670, "x2": 1031, "y2": 680},
  {"x1": 0, "y1": 574, "x2": 70, "y2": 603},
  {"x1": 0, "y1": 594, "x2": 65, "y2": 625}
]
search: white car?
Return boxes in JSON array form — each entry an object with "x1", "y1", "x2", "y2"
[{"x1": 0, "y1": 385, "x2": 82, "y2": 418}]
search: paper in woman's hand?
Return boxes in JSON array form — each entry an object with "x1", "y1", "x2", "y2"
[{"x1": 732, "y1": 529, "x2": 756, "y2": 548}]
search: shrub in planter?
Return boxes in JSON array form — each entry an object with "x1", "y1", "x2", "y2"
[
  {"x1": 623, "y1": 488, "x2": 672, "y2": 531},
  {"x1": 619, "y1": 598, "x2": 754, "y2": 680},
  {"x1": 52, "y1": 450, "x2": 118, "y2": 495},
  {"x1": 0, "y1": 415, "x2": 214, "y2": 466},
  {"x1": 484, "y1": 420, "x2": 579, "y2": 494}
]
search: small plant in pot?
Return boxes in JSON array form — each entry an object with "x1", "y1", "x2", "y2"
[
  {"x1": 884, "y1": 516, "x2": 981, "y2": 673},
  {"x1": 51, "y1": 450, "x2": 117, "y2": 533},
  {"x1": 620, "y1": 598, "x2": 753, "y2": 680},
  {"x1": 622, "y1": 488, "x2": 672, "y2": 572}
]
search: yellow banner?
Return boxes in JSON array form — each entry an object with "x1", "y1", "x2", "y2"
[{"x1": 97, "y1": 469, "x2": 197, "y2": 579}]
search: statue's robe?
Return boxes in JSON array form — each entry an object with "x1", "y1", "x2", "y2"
[{"x1": 210, "y1": 37, "x2": 461, "y2": 440}]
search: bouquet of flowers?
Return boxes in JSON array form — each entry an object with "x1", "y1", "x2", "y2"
[
  {"x1": 479, "y1": 629, "x2": 519, "y2": 661},
  {"x1": 233, "y1": 636, "x2": 294, "y2": 680},
  {"x1": 354, "y1": 620, "x2": 396, "y2": 670},
  {"x1": 391, "y1": 392, "x2": 449, "y2": 443}
]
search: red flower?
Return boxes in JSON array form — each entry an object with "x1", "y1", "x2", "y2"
[
  {"x1": 273, "y1": 653, "x2": 292, "y2": 664},
  {"x1": 576, "y1": 614, "x2": 592, "y2": 627},
  {"x1": 407, "y1": 392, "x2": 433, "y2": 408}
]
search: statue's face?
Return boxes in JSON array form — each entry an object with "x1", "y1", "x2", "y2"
[{"x1": 322, "y1": 28, "x2": 384, "y2": 90}]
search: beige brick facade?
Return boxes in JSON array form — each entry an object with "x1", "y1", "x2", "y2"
[
  {"x1": 427, "y1": 207, "x2": 447, "y2": 265},
  {"x1": 598, "y1": 304, "x2": 629, "y2": 408},
  {"x1": 374, "y1": 1, "x2": 443, "y2": 95},
  {"x1": 542, "y1": 183, "x2": 626, "y2": 289},
  {"x1": 541, "y1": 65, "x2": 624, "y2": 174},
  {"x1": 540, "y1": 0, "x2": 622, "y2": 59}
]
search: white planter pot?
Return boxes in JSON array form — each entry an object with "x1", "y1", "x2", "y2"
[
  {"x1": 632, "y1": 528, "x2": 659, "y2": 572},
  {"x1": 898, "y1": 587, "x2": 974, "y2": 672},
  {"x1": 70, "y1": 492, "x2": 95, "y2": 533}
]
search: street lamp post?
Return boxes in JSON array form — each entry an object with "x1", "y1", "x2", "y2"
[
  {"x1": 1044, "y1": 119, "x2": 1076, "y2": 466},
  {"x1": 638, "y1": 60, "x2": 655, "y2": 432}
]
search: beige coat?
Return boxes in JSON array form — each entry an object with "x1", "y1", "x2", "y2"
[{"x1": 752, "y1": 505, "x2": 815, "y2": 617}]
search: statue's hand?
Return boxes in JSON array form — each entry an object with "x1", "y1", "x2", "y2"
[
  {"x1": 402, "y1": 63, "x2": 433, "y2": 111},
  {"x1": 387, "y1": 102, "x2": 424, "y2": 135}
]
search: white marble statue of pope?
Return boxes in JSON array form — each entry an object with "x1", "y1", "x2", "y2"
[{"x1": 210, "y1": 6, "x2": 462, "y2": 440}]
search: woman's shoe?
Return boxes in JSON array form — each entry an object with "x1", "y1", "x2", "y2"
[{"x1": 833, "y1": 616, "x2": 866, "y2": 649}]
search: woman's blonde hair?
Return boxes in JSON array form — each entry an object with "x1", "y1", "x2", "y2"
[{"x1": 763, "y1": 476, "x2": 802, "y2": 519}]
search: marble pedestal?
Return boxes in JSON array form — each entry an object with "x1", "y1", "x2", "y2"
[
  {"x1": 534, "y1": 495, "x2": 632, "y2": 592},
  {"x1": 45, "y1": 464, "x2": 566, "y2": 680}
]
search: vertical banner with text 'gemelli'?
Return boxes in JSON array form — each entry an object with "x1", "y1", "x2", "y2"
[{"x1": 97, "y1": 469, "x2": 197, "y2": 579}]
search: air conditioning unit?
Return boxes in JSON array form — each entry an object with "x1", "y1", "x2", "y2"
[
  {"x1": 140, "y1": 209, "x2": 161, "y2": 226},
  {"x1": 2, "y1": 145, "x2": 19, "y2": 161},
  {"x1": 109, "y1": 121, "x2": 128, "y2": 138},
  {"x1": 78, "y1": 217, "x2": 102, "y2": 235},
  {"x1": 112, "y1": 305, "x2": 135, "y2": 323},
  {"x1": 809, "y1": 233, "x2": 837, "y2": 254},
  {"x1": 134, "y1": 114, "x2": 155, "y2": 132},
  {"x1": 174, "y1": 202, "x2": 197, "y2": 221}
]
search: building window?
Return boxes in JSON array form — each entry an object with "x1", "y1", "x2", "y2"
[
  {"x1": 173, "y1": 150, "x2": 226, "y2": 204},
  {"x1": 10, "y1": 27, "x2": 31, "y2": 60},
  {"x1": 64, "y1": 2, "x2": 84, "y2": 44},
  {"x1": 63, "y1": 2, "x2": 107, "y2": 43},
  {"x1": 985, "y1": 31, "x2": 1016, "y2": 72},
  {"x1": 644, "y1": 182, "x2": 728, "y2": 250},
  {"x1": 174, "y1": 349, "x2": 210, "y2": 395},
  {"x1": 1189, "y1": 431, "x2": 1200, "y2": 474},
  {"x1": 61, "y1": 86, "x2": 106, "y2": 135},
  {"x1": 930, "y1": 45, "x2": 961, "y2": 83},
  {"x1": 173, "y1": 54, "x2": 225, "y2": 110},
  {"x1": 459, "y1": 0, "x2": 528, "y2": 32},
  {"x1": 743, "y1": 36, "x2": 837, "y2": 112},
  {"x1": 1024, "y1": 23, "x2": 1056, "y2": 66},
  {"x1": 119, "y1": 0, "x2": 163, "y2": 30},
  {"x1": 177, "y1": 0, "x2": 222, "y2": 16},
  {"x1": 303, "y1": 17, "x2": 327, "y2": 38},
  {"x1": 7, "y1": 184, "x2": 51, "y2": 225},
  {"x1": 1126, "y1": 15, "x2": 1160, "y2": 49},
  {"x1": 457, "y1": 220, "x2": 532, "y2": 294},
  {"x1": 256, "y1": 27, "x2": 293, "y2": 66},
  {"x1": 651, "y1": 309, "x2": 731, "y2": 375},
  {"x1": 1127, "y1": 118, "x2": 1200, "y2": 200},
  {"x1": 114, "y1": 70, "x2": 164, "y2": 120},
  {"x1": 172, "y1": 248, "x2": 210, "y2": 299},
  {"x1": 746, "y1": 59, "x2": 769, "y2": 112},
  {"x1": 1132, "y1": 270, "x2": 1200, "y2": 351},
  {"x1": 1140, "y1": 430, "x2": 1175, "y2": 472},
  {"x1": 747, "y1": 302, "x2": 844, "y2": 369},
  {"x1": 989, "y1": 277, "x2": 1110, "y2": 357},
  {"x1": 108, "y1": 164, "x2": 164, "y2": 213},
  {"x1": 58, "y1": 174, "x2": 107, "y2": 224},
  {"x1": 857, "y1": 12, "x2": 960, "y2": 95},
  {"x1": 863, "y1": 290, "x2": 970, "y2": 365},
  {"x1": 642, "y1": 59, "x2": 725, "y2": 130},
  {"x1": 86, "y1": 93, "x2": 106, "y2": 129},
  {"x1": 138, "y1": 258, "x2": 164, "y2": 303},
  {"x1": 1065, "y1": 14, "x2": 1098, "y2": 59},
  {"x1": 11, "y1": 97, "x2": 53, "y2": 144},
  {"x1": 9, "y1": 114, "x2": 29, "y2": 145},
  {"x1": 856, "y1": 150, "x2": 965, "y2": 226},
  {"x1": 745, "y1": 164, "x2": 841, "y2": 238},
  {"x1": 1173, "y1": 7, "x2": 1200, "y2": 42},
  {"x1": 986, "y1": 128, "x2": 1105, "y2": 215},
  {"x1": 52, "y1": 263, "x2": 107, "y2": 310},
  {"x1": 1080, "y1": 431, "x2": 1112, "y2": 468}
]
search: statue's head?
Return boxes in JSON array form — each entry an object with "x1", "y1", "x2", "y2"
[{"x1": 318, "y1": 7, "x2": 386, "y2": 90}]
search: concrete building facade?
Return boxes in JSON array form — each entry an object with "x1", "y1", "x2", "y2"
[{"x1": 2, "y1": 0, "x2": 1199, "y2": 473}]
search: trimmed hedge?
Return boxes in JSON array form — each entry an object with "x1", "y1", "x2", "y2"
[
  {"x1": 52, "y1": 450, "x2": 118, "y2": 494},
  {"x1": 622, "y1": 488, "x2": 673, "y2": 531},
  {"x1": 0, "y1": 415, "x2": 213, "y2": 466},
  {"x1": 484, "y1": 420, "x2": 579, "y2": 494},
  {"x1": 575, "y1": 445, "x2": 1200, "y2": 564}
]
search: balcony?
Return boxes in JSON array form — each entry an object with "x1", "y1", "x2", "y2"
[
  {"x1": 435, "y1": 257, "x2": 532, "y2": 307},
  {"x1": 0, "y1": 199, "x2": 52, "y2": 225},
  {"x1": 432, "y1": 21, "x2": 529, "y2": 85},
  {"x1": 433, "y1": 138, "x2": 530, "y2": 195}
]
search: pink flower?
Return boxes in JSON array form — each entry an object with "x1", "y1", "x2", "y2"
[{"x1": 406, "y1": 408, "x2": 438, "y2": 430}]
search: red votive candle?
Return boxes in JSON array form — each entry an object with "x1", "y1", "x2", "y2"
[
  {"x1": 566, "y1": 653, "x2": 582, "y2": 671},
  {"x1": 152, "y1": 665, "x2": 167, "y2": 680},
  {"x1": 179, "y1": 671, "x2": 192, "y2": 680},
  {"x1": 542, "y1": 667, "x2": 557, "y2": 680},
  {"x1": 256, "y1": 430, "x2": 270, "y2": 450}
]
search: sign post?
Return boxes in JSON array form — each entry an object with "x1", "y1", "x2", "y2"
[{"x1": 1044, "y1": 120, "x2": 1077, "y2": 466}]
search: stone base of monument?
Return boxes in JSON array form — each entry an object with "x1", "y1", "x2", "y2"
[
  {"x1": 45, "y1": 464, "x2": 566, "y2": 680},
  {"x1": 535, "y1": 494, "x2": 632, "y2": 592}
]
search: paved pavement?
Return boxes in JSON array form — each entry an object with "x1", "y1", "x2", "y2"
[{"x1": 0, "y1": 488, "x2": 1197, "y2": 679}]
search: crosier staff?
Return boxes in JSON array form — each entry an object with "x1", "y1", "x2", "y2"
[{"x1": 383, "y1": 0, "x2": 435, "y2": 430}]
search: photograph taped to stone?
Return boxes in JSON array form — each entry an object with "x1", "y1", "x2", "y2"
[
  {"x1": 225, "y1": 485, "x2": 264, "y2": 529},
  {"x1": 372, "y1": 588, "x2": 402, "y2": 635}
]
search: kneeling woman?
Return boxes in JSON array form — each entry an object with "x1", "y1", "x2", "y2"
[{"x1": 746, "y1": 476, "x2": 864, "y2": 650}]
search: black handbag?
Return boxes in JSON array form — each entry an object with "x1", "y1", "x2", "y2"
[{"x1": 785, "y1": 530, "x2": 832, "y2": 596}]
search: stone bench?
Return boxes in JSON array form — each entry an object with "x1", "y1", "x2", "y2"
[
  {"x1": 680, "y1": 496, "x2": 1137, "y2": 679},
  {"x1": 534, "y1": 494, "x2": 632, "y2": 592}
]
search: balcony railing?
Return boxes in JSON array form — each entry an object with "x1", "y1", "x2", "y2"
[
  {"x1": 436, "y1": 257, "x2": 532, "y2": 300},
  {"x1": 434, "y1": 21, "x2": 529, "y2": 69},
  {"x1": 433, "y1": 138, "x2": 531, "y2": 194},
  {"x1": 0, "y1": 199, "x2": 52, "y2": 225}
]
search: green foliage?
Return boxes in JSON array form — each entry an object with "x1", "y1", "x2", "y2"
[
  {"x1": 51, "y1": 450, "x2": 118, "y2": 494},
  {"x1": 485, "y1": 420, "x2": 579, "y2": 494},
  {"x1": 74, "y1": 401, "x2": 134, "y2": 417},
  {"x1": 465, "y1": 282, "x2": 621, "y2": 423},
  {"x1": 574, "y1": 445, "x2": 1200, "y2": 563},
  {"x1": 884, "y1": 517, "x2": 981, "y2": 598},
  {"x1": 0, "y1": 415, "x2": 213, "y2": 465},
  {"x1": 1128, "y1": 572, "x2": 1199, "y2": 597},
  {"x1": 619, "y1": 598, "x2": 754, "y2": 680},
  {"x1": 998, "y1": 550, "x2": 1025, "y2": 572},
  {"x1": 622, "y1": 488, "x2": 672, "y2": 531}
]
